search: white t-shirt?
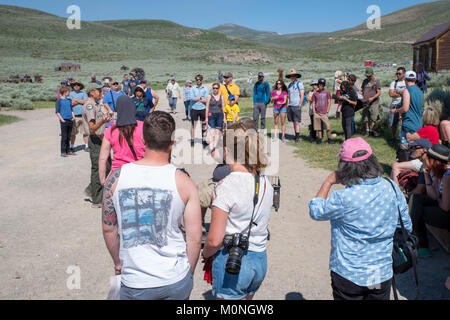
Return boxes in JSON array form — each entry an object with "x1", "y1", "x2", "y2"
[
  {"x1": 212, "y1": 172, "x2": 274, "y2": 252},
  {"x1": 389, "y1": 80, "x2": 406, "y2": 107}
]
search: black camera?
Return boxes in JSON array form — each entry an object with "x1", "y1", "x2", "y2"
[{"x1": 223, "y1": 233, "x2": 249, "y2": 274}]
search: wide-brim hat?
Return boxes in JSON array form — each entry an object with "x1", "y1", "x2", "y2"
[
  {"x1": 71, "y1": 81, "x2": 84, "y2": 90},
  {"x1": 286, "y1": 69, "x2": 301, "y2": 79}
]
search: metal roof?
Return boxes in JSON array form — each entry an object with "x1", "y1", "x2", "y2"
[{"x1": 414, "y1": 20, "x2": 450, "y2": 45}]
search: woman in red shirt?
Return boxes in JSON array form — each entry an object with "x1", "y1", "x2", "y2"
[{"x1": 406, "y1": 107, "x2": 440, "y2": 145}]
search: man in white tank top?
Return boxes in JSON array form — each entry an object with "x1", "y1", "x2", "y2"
[{"x1": 102, "y1": 111, "x2": 202, "y2": 300}]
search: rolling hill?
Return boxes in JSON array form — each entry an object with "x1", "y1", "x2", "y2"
[
  {"x1": 0, "y1": 5, "x2": 293, "y2": 64},
  {"x1": 211, "y1": 1, "x2": 450, "y2": 62}
]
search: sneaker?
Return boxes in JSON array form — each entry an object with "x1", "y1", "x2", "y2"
[
  {"x1": 281, "y1": 136, "x2": 286, "y2": 143},
  {"x1": 418, "y1": 247, "x2": 431, "y2": 258},
  {"x1": 69, "y1": 148, "x2": 76, "y2": 154},
  {"x1": 91, "y1": 203, "x2": 102, "y2": 209},
  {"x1": 308, "y1": 136, "x2": 314, "y2": 143},
  {"x1": 316, "y1": 139, "x2": 323, "y2": 145},
  {"x1": 295, "y1": 137, "x2": 300, "y2": 144},
  {"x1": 68, "y1": 149, "x2": 76, "y2": 155},
  {"x1": 84, "y1": 147, "x2": 90, "y2": 152},
  {"x1": 190, "y1": 140, "x2": 195, "y2": 147},
  {"x1": 60, "y1": 153, "x2": 68, "y2": 157},
  {"x1": 328, "y1": 140, "x2": 335, "y2": 144}
]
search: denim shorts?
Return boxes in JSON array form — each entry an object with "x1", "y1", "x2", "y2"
[
  {"x1": 208, "y1": 112, "x2": 224, "y2": 129},
  {"x1": 273, "y1": 106, "x2": 287, "y2": 114},
  {"x1": 212, "y1": 249, "x2": 267, "y2": 300}
]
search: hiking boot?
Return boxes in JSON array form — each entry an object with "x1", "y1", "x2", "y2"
[
  {"x1": 328, "y1": 140, "x2": 335, "y2": 144},
  {"x1": 69, "y1": 148, "x2": 76, "y2": 154},
  {"x1": 281, "y1": 136, "x2": 286, "y2": 143},
  {"x1": 316, "y1": 139, "x2": 323, "y2": 145},
  {"x1": 418, "y1": 247, "x2": 431, "y2": 258},
  {"x1": 190, "y1": 140, "x2": 195, "y2": 147},
  {"x1": 61, "y1": 153, "x2": 68, "y2": 157},
  {"x1": 295, "y1": 137, "x2": 300, "y2": 144},
  {"x1": 308, "y1": 136, "x2": 314, "y2": 143}
]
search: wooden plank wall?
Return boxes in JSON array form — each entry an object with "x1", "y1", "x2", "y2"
[{"x1": 438, "y1": 29, "x2": 450, "y2": 71}]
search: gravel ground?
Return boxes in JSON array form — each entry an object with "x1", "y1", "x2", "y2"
[{"x1": 0, "y1": 91, "x2": 448, "y2": 300}]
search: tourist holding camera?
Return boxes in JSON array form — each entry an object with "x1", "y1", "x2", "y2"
[{"x1": 202, "y1": 123, "x2": 273, "y2": 300}]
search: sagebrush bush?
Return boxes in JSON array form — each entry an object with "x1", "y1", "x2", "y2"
[{"x1": 14, "y1": 98, "x2": 34, "y2": 110}]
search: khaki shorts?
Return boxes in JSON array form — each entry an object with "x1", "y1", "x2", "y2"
[
  {"x1": 314, "y1": 113, "x2": 330, "y2": 131},
  {"x1": 72, "y1": 117, "x2": 86, "y2": 136},
  {"x1": 362, "y1": 103, "x2": 380, "y2": 123},
  {"x1": 198, "y1": 178, "x2": 216, "y2": 209}
]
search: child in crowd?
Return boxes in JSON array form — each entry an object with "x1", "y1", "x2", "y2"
[
  {"x1": 312, "y1": 78, "x2": 334, "y2": 144},
  {"x1": 224, "y1": 95, "x2": 240, "y2": 126},
  {"x1": 55, "y1": 87, "x2": 75, "y2": 157}
]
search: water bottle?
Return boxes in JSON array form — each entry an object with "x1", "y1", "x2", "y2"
[{"x1": 401, "y1": 137, "x2": 407, "y2": 146}]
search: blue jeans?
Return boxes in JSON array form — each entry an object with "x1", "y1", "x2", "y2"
[
  {"x1": 169, "y1": 97, "x2": 177, "y2": 110},
  {"x1": 208, "y1": 112, "x2": 224, "y2": 129},
  {"x1": 351, "y1": 116, "x2": 355, "y2": 135},
  {"x1": 212, "y1": 249, "x2": 267, "y2": 300},
  {"x1": 184, "y1": 100, "x2": 192, "y2": 118}
]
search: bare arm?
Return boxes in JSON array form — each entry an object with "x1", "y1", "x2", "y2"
[
  {"x1": 203, "y1": 206, "x2": 228, "y2": 259},
  {"x1": 406, "y1": 132, "x2": 421, "y2": 143},
  {"x1": 88, "y1": 116, "x2": 108, "y2": 134},
  {"x1": 99, "y1": 137, "x2": 111, "y2": 186},
  {"x1": 327, "y1": 98, "x2": 331, "y2": 114},
  {"x1": 370, "y1": 89, "x2": 381, "y2": 102},
  {"x1": 299, "y1": 90, "x2": 305, "y2": 106},
  {"x1": 176, "y1": 170, "x2": 202, "y2": 274},
  {"x1": 389, "y1": 88, "x2": 401, "y2": 98},
  {"x1": 315, "y1": 172, "x2": 337, "y2": 199},
  {"x1": 205, "y1": 95, "x2": 211, "y2": 120},
  {"x1": 151, "y1": 89, "x2": 159, "y2": 107},
  {"x1": 102, "y1": 168, "x2": 122, "y2": 275}
]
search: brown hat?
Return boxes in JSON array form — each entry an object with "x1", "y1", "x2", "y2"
[
  {"x1": 71, "y1": 80, "x2": 85, "y2": 90},
  {"x1": 286, "y1": 69, "x2": 301, "y2": 79}
]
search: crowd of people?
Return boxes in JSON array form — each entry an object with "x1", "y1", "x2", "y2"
[{"x1": 53, "y1": 64, "x2": 449, "y2": 300}]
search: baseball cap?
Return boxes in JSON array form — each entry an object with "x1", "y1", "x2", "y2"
[
  {"x1": 365, "y1": 67, "x2": 374, "y2": 76},
  {"x1": 223, "y1": 72, "x2": 233, "y2": 78},
  {"x1": 409, "y1": 138, "x2": 432, "y2": 150},
  {"x1": 186, "y1": 80, "x2": 192, "y2": 83},
  {"x1": 139, "y1": 79, "x2": 147, "y2": 84},
  {"x1": 171, "y1": 77, "x2": 176, "y2": 81},
  {"x1": 258, "y1": 72, "x2": 264, "y2": 77},
  {"x1": 67, "y1": 76, "x2": 73, "y2": 80},
  {"x1": 310, "y1": 80, "x2": 318, "y2": 86},
  {"x1": 318, "y1": 78, "x2": 326, "y2": 86},
  {"x1": 405, "y1": 71, "x2": 417, "y2": 80},
  {"x1": 228, "y1": 95, "x2": 236, "y2": 101},
  {"x1": 60, "y1": 80, "x2": 67, "y2": 85},
  {"x1": 338, "y1": 137, "x2": 373, "y2": 162},
  {"x1": 427, "y1": 144, "x2": 450, "y2": 162},
  {"x1": 91, "y1": 74, "x2": 96, "y2": 78}
]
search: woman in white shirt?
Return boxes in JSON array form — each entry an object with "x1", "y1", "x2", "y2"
[{"x1": 202, "y1": 123, "x2": 274, "y2": 300}]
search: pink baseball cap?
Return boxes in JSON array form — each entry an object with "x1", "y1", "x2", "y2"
[{"x1": 338, "y1": 137, "x2": 372, "y2": 162}]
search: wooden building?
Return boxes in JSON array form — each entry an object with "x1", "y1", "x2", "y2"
[{"x1": 413, "y1": 21, "x2": 450, "y2": 73}]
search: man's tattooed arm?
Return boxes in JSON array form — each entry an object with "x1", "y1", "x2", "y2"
[
  {"x1": 102, "y1": 168, "x2": 122, "y2": 272},
  {"x1": 102, "y1": 168, "x2": 121, "y2": 226}
]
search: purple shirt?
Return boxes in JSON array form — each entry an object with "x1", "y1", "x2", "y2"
[{"x1": 312, "y1": 90, "x2": 331, "y2": 114}]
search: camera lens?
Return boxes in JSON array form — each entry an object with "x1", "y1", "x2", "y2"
[{"x1": 225, "y1": 246, "x2": 244, "y2": 274}]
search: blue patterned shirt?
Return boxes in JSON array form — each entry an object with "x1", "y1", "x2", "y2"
[
  {"x1": 183, "y1": 86, "x2": 193, "y2": 101},
  {"x1": 309, "y1": 177, "x2": 412, "y2": 287}
]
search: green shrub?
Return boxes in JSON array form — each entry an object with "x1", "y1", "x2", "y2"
[{"x1": 13, "y1": 98, "x2": 34, "y2": 110}]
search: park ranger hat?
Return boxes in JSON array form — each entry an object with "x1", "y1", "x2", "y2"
[
  {"x1": 427, "y1": 144, "x2": 450, "y2": 162},
  {"x1": 71, "y1": 80, "x2": 85, "y2": 90},
  {"x1": 223, "y1": 72, "x2": 233, "y2": 78},
  {"x1": 365, "y1": 67, "x2": 374, "y2": 76}
]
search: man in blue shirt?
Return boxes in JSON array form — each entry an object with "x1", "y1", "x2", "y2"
[
  {"x1": 253, "y1": 72, "x2": 271, "y2": 131},
  {"x1": 89, "y1": 74, "x2": 102, "y2": 85},
  {"x1": 121, "y1": 74, "x2": 130, "y2": 96},
  {"x1": 390, "y1": 71, "x2": 423, "y2": 141},
  {"x1": 69, "y1": 81, "x2": 89, "y2": 152},
  {"x1": 190, "y1": 74, "x2": 209, "y2": 147},
  {"x1": 102, "y1": 80, "x2": 124, "y2": 113}
]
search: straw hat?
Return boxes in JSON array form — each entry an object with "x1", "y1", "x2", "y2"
[{"x1": 286, "y1": 69, "x2": 301, "y2": 79}]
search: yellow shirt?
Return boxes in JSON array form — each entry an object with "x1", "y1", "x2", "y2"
[
  {"x1": 219, "y1": 83, "x2": 240, "y2": 104},
  {"x1": 224, "y1": 103, "x2": 240, "y2": 122}
]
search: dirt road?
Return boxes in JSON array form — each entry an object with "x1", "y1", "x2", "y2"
[{"x1": 0, "y1": 91, "x2": 448, "y2": 300}]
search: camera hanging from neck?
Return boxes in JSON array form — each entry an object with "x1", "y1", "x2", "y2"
[{"x1": 246, "y1": 173, "x2": 261, "y2": 240}]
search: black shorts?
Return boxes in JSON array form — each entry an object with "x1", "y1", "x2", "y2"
[
  {"x1": 287, "y1": 106, "x2": 302, "y2": 123},
  {"x1": 191, "y1": 109, "x2": 205, "y2": 124}
]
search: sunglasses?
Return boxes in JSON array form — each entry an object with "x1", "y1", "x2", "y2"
[
  {"x1": 213, "y1": 87, "x2": 219, "y2": 89},
  {"x1": 112, "y1": 83, "x2": 119, "y2": 85},
  {"x1": 409, "y1": 146, "x2": 423, "y2": 150},
  {"x1": 396, "y1": 73, "x2": 402, "y2": 76},
  {"x1": 196, "y1": 79, "x2": 202, "y2": 81}
]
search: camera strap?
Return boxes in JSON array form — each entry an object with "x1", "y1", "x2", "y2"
[{"x1": 246, "y1": 173, "x2": 261, "y2": 240}]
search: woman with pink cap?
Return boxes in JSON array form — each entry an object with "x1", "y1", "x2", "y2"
[{"x1": 309, "y1": 137, "x2": 412, "y2": 300}]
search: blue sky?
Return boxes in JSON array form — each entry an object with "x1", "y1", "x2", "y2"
[{"x1": 0, "y1": 0, "x2": 437, "y2": 34}]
